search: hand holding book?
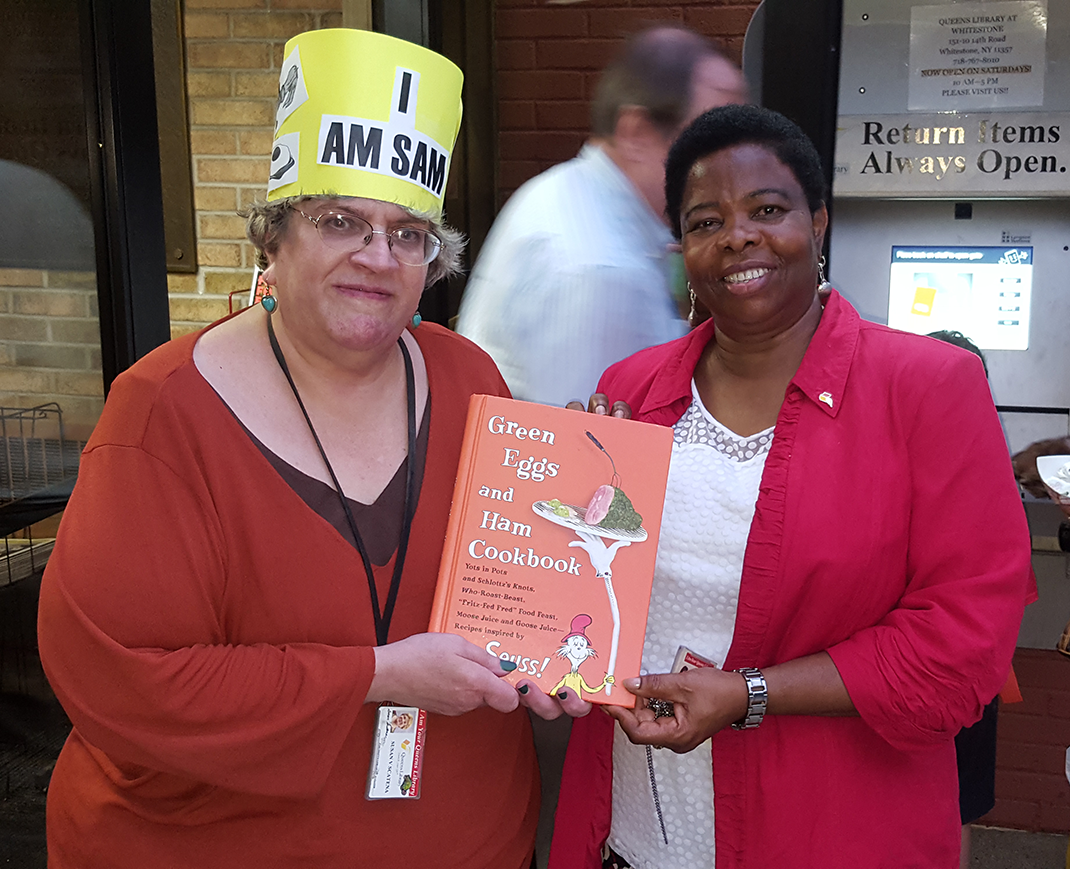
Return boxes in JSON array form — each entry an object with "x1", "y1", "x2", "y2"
[
  {"x1": 605, "y1": 667, "x2": 750, "y2": 753},
  {"x1": 514, "y1": 674, "x2": 597, "y2": 720},
  {"x1": 564, "y1": 392, "x2": 632, "y2": 419},
  {"x1": 368, "y1": 633, "x2": 521, "y2": 716}
]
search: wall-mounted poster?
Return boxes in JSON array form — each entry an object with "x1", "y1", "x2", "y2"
[
  {"x1": 908, "y1": 1, "x2": 1048, "y2": 111},
  {"x1": 888, "y1": 245, "x2": 1032, "y2": 350}
]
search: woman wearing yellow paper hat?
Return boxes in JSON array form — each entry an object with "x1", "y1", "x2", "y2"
[{"x1": 37, "y1": 29, "x2": 565, "y2": 869}]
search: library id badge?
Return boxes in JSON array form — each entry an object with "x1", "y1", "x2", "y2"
[{"x1": 366, "y1": 705, "x2": 427, "y2": 800}]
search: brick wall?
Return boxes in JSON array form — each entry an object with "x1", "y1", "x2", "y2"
[
  {"x1": 0, "y1": 268, "x2": 103, "y2": 436},
  {"x1": 494, "y1": 0, "x2": 760, "y2": 204},
  {"x1": 984, "y1": 648, "x2": 1070, "y2": 833},
  {"x1": 170, "y1": 0, "x2": 343, "y2": 338}
]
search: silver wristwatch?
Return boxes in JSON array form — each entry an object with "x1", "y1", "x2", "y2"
[{"x1": 732, "y1": 667, "x2": 768, "y2": 730}]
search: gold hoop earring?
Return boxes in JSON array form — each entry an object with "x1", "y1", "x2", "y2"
[{"x1": 687, "y1": 281, "x2": 697, "y2": 326}]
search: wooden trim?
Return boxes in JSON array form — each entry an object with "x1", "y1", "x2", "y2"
[
  {"x1": 342, "y1": 0, "x2": 374, "y2": 30},
  {"x1": 150, "y1": 0, "x2": 197, "y2": 274}
]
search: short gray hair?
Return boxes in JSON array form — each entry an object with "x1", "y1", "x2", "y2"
[{"x1": 242, "y1": 195, "x2": 465, "y2": 287}]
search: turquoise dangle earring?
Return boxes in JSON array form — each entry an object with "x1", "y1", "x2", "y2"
[
  {"x1": 411, "y1": 310, "x2": 422, "y2": 328},
  {"x1": 254, "y1": 267, "x2": 277, "y2": 313},
  {"x1": 257, "y1": 269, "x2": 277, "y2": 313}
]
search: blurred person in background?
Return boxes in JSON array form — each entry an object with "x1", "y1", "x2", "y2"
[
  {"x1": 1013, "y1": 436, "x2": 1070, "y2": 525},
  {"x1": 1012, "y1": 437, "x2": 1070, "y2": 869},
  {"x1": 456, "y1": 25, "x2": 748, "y2": 407}
]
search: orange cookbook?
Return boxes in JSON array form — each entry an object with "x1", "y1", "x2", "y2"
[{"x1": 429, "y1": 395, "x2": 673, "y2": 708}]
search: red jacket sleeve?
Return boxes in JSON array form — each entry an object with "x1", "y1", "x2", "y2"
[{"x1": 827, "y1": 352, "x2": 1032, "y2": 750}]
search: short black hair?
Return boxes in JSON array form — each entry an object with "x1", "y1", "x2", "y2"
[
  {"x1": 591, "y1": 26, "x2": 725, "y2": 138},
  {"x1": 926, "y1": 329, "x2": 989, "y2": 378},
  {"x1": 664, "y1": 104, "x2": 828, "y2": 238}
]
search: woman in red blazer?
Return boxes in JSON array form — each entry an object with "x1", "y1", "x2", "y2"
[{"x1": 549, "y1": 104, "x2": 1034, "y2": 869}]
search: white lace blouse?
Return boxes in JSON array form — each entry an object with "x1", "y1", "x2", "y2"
[{"x1": 607, "y1": 381, "x2": 773, "y2": 869}]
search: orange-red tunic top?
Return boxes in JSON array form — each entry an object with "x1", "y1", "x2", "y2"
[{"x1": 38, "y1": 320, "x2": 539, "y2": 869}]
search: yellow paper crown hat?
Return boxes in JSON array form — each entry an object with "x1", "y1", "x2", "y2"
[{"x1": 267, "y1": 29, "x2": 463, "y2": 217}]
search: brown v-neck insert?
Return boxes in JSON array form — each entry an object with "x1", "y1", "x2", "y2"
[{"x1": 232, "y1": 399, "x2": 430, "y2": 566}]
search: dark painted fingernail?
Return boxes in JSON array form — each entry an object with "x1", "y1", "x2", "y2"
[
  {"x1": 557, "y1": 690, "x2": 568, "y2": 700},
  {"x1": 500, "y1": 660, "x2": 518, "y2": 672},
  {"x1": 518, "y1": 684, "x2": 529, "y2": 694}
]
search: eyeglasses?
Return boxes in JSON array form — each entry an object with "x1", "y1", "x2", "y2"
[{"x1": 294, "y1": 209, "x2": 442, "y2": 267}]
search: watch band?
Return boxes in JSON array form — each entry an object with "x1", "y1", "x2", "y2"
[{"x1": 732, "y1": 667, "x2": 768, "y2": 730}]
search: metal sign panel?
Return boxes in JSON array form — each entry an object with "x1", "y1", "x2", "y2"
[
  {"x1": 834, "y1": 110, "x2": 1070, "y2": 196},
  {"x1": 835, "y1": 0, "x2": 1070, "y2": 197}
]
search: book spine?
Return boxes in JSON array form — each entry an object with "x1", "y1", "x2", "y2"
[{"x1": 428, "y1": 394, "x2": 488, "y2": 632}]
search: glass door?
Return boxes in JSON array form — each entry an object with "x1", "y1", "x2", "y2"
[{"x1": 0, "y1": 0, "x2": 100, "y2": 594}]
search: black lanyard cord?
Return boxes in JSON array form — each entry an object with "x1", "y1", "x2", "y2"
[{"x1": 267, "y1": 313, "x2": 418, "y2": 647}]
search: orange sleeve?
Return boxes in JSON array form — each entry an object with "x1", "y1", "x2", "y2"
[
  {"x1": 39, "y1": 443, "x2": 373, "y2": 799},
  {"x1": 998, "y1": 666, "x2": 1023, "y2": 704}
]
